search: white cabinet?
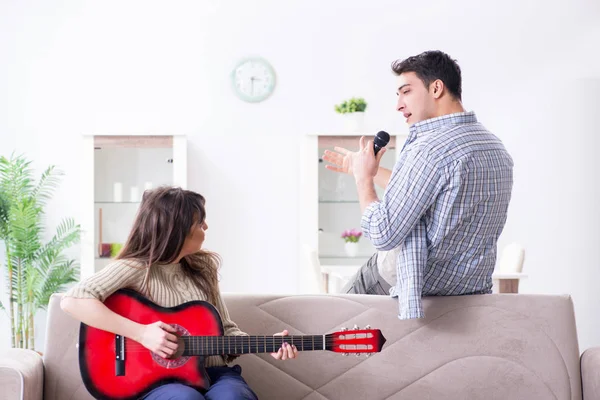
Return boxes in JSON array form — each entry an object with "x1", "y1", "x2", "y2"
[
  {"x1": 298, "y1": 133, "x2": 407, "y2": 293},
  {"x1": 79, "y1": 135, "x2": 187, "y2": 278}
]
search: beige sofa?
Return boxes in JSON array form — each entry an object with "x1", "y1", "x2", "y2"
[{"x1": 1, "y1": 292, "x2": 598, "y2": 400}]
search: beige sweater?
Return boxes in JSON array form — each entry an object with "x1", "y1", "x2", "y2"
[{"x1": 63, "y1": 259, "x2": 247, "y2": 367}]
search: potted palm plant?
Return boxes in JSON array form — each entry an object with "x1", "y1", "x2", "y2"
[{"x1": 0, "y1": 153, "x2": 80, "y2": 350}]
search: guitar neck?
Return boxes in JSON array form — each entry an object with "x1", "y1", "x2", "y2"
[{"x1": 181, "y1": 335, "x2": 327, "y2": 356}]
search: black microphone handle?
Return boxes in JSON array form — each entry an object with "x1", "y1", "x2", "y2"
[{"x1": 374, "y1": 142, "x2": 388, "y2": 155}]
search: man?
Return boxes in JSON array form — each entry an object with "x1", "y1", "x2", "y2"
[{"x1": 322, "y1": 50, "x2": 513, "y2": 319}]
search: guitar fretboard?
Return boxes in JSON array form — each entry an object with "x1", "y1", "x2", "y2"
[{"x1": 181, "y1": 335, "x2": 326, "y2": 356}]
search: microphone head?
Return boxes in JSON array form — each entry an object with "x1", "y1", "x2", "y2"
[{"x1": 374, "y1": 131, "x2": 390, "y2": 148}]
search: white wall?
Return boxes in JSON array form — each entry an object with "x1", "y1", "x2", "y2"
[{"x1": 1, "y1": 0, "x2": 599, "y2": 353}]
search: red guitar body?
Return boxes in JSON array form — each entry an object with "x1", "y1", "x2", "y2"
[{"x1": 79, "y1": 289, "x2": 222, "y2": 400}]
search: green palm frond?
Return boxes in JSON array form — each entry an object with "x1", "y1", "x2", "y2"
[
  {"x1": 8, "y1": 262, "x2": 19, "y2": 296},
  {"x1": 30, "y1": 165, "x2": 63, "y2": 208},
  {"x1": 35, "y1": 218, "x2": 80, "y2": 261},
  {"x1": 0, "y1": 191, "x2": 9, "y2": 239},
  {"x1": 7, "y1": 200, "x2": 41, "y2": 261},
  {"x1": 25, "y1": 264, "x2": 41, "y2": 308},
  {"x1": 13, "y1": 259, "x2": 28, "y2": 304},
  {"x1": 34, "y1": 259, "x2": 78, "y2": 310},
  {"x1": 0, "y1": 153, "x2": 35, "y2": 203},
  {"x1": 33, "y1": 219, "x2": 80, "y2": 310}
]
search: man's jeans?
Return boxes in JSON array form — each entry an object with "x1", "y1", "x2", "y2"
[{"x1": 341, "y1": 253, "x2": 392, "y2": 295}]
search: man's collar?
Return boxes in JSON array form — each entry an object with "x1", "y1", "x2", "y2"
[{"x1": 409, "y1": 111, "x2": 477, "y2": 137}]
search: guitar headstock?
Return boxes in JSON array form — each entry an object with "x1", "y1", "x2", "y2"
[{"x1": 326, "y1": 325, "x2": 386, "y2": 356}]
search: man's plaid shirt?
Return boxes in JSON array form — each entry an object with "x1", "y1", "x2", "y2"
[{"x1": 361, "y1": 111, "x2": 514, "y2": 319}]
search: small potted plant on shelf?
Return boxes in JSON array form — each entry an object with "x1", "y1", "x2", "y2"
[
  {"x1": 341, "y1": 228, "x2": 362, "y2": 257},
  {"x1": 334, "y1": 97, "x2": 367, "y2": 132}
]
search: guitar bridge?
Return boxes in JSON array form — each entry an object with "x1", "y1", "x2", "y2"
[{"x1": 115, "y1": 334, "x2": 125, "y2": 376}]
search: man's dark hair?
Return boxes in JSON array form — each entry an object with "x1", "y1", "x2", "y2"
[{"x1": 391, "y1": 50, "x2": 462, "y2": 101}]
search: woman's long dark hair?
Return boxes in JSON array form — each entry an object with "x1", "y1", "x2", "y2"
[{"x1": 115, "y1": 186, "x2": 220, "y2": 304}]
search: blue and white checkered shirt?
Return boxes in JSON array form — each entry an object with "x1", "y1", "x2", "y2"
[{"x1": 361, "y1": 111, "x2": 513, "y2": 319}]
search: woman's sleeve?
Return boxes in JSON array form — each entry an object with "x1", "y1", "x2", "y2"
[{"x1": 62, "y1": 260, "x2": 147, "y2": 302}]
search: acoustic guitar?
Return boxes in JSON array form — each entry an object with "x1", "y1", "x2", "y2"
[{"x1": 78, "y1": 288, "x2": 386, "y2": 400}]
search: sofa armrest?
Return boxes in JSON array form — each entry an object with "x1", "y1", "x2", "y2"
[
  {"x1": 582, "y1": 346, "x2": 600, "y2": 400},
  {"x1": 0, "y1": 348, "x2": 44, "y2": 400}
]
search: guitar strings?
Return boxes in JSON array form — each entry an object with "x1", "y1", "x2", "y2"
[
  {"x1": 120, "y1": 336, "x2": 372, "y2": 353},
  {"x1": 123, "y1": 337, "x2": 339, "y2": 348}
]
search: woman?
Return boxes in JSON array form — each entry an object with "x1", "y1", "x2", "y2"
[{"x1": 61, "y1": 186, "x2": 298, "y2": 399}]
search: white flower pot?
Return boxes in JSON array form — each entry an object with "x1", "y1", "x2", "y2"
[
  {"x1": 344, "y1": 242, "x2": 359, "y2": 257},
  {"x1": 342, "y1": 112, "x2": 365, "y2": 132}
]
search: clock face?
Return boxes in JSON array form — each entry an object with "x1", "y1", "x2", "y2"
[{"x1": 232, "y1": 57, "x2": 276, "y2": 103}]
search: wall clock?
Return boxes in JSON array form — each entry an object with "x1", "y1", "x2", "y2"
[{"x1": 231, "y1": 57, "x2": 276, "y2": 103}]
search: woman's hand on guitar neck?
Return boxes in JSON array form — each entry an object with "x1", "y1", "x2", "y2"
[
  {"x1": 270, "y1": 329, "x2": 299, "y2": 360},
  {"x1": 139, "y1": 321, "x2": 179, "y2": 359}
]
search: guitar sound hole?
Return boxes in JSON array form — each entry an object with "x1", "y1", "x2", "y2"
[{"x1": 151, "y1": 324, "x2": 191, "y2": 369}]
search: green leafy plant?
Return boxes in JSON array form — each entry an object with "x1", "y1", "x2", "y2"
[
  {"x1": 0, "y1": 153, "x2": 80, "y2": 350},
  {"x1": 334, "y1": 97, "x2": 367, "y2": 114}
]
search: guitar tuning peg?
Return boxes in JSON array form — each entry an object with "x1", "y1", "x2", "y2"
[
  {"x1": 366, "y1": 353, "x2": 371, "y2": 358},
  {"x1": 343, "y1": 353, "x2": 349, "y2": 356},
  {"x1": 341, "y1": 327, "x2": 348, "y2": 332},
  {"x1": 353, "y1": 324, "x2": 359, "y2": 330},
  {"x1": 355, "y1": 353, "x2": 361, "y2": 357},
  {"x1": 365, "y1": 324, "x2": 371, "y2": 330}
]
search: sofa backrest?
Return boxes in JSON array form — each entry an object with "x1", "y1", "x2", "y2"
[{"x1": 43, "y1": 293, "x2": 582, "y2": 400}]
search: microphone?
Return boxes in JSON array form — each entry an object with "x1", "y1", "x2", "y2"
[{"x1": 373, "y1": 131, "x2": 390, "y2": 155}]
